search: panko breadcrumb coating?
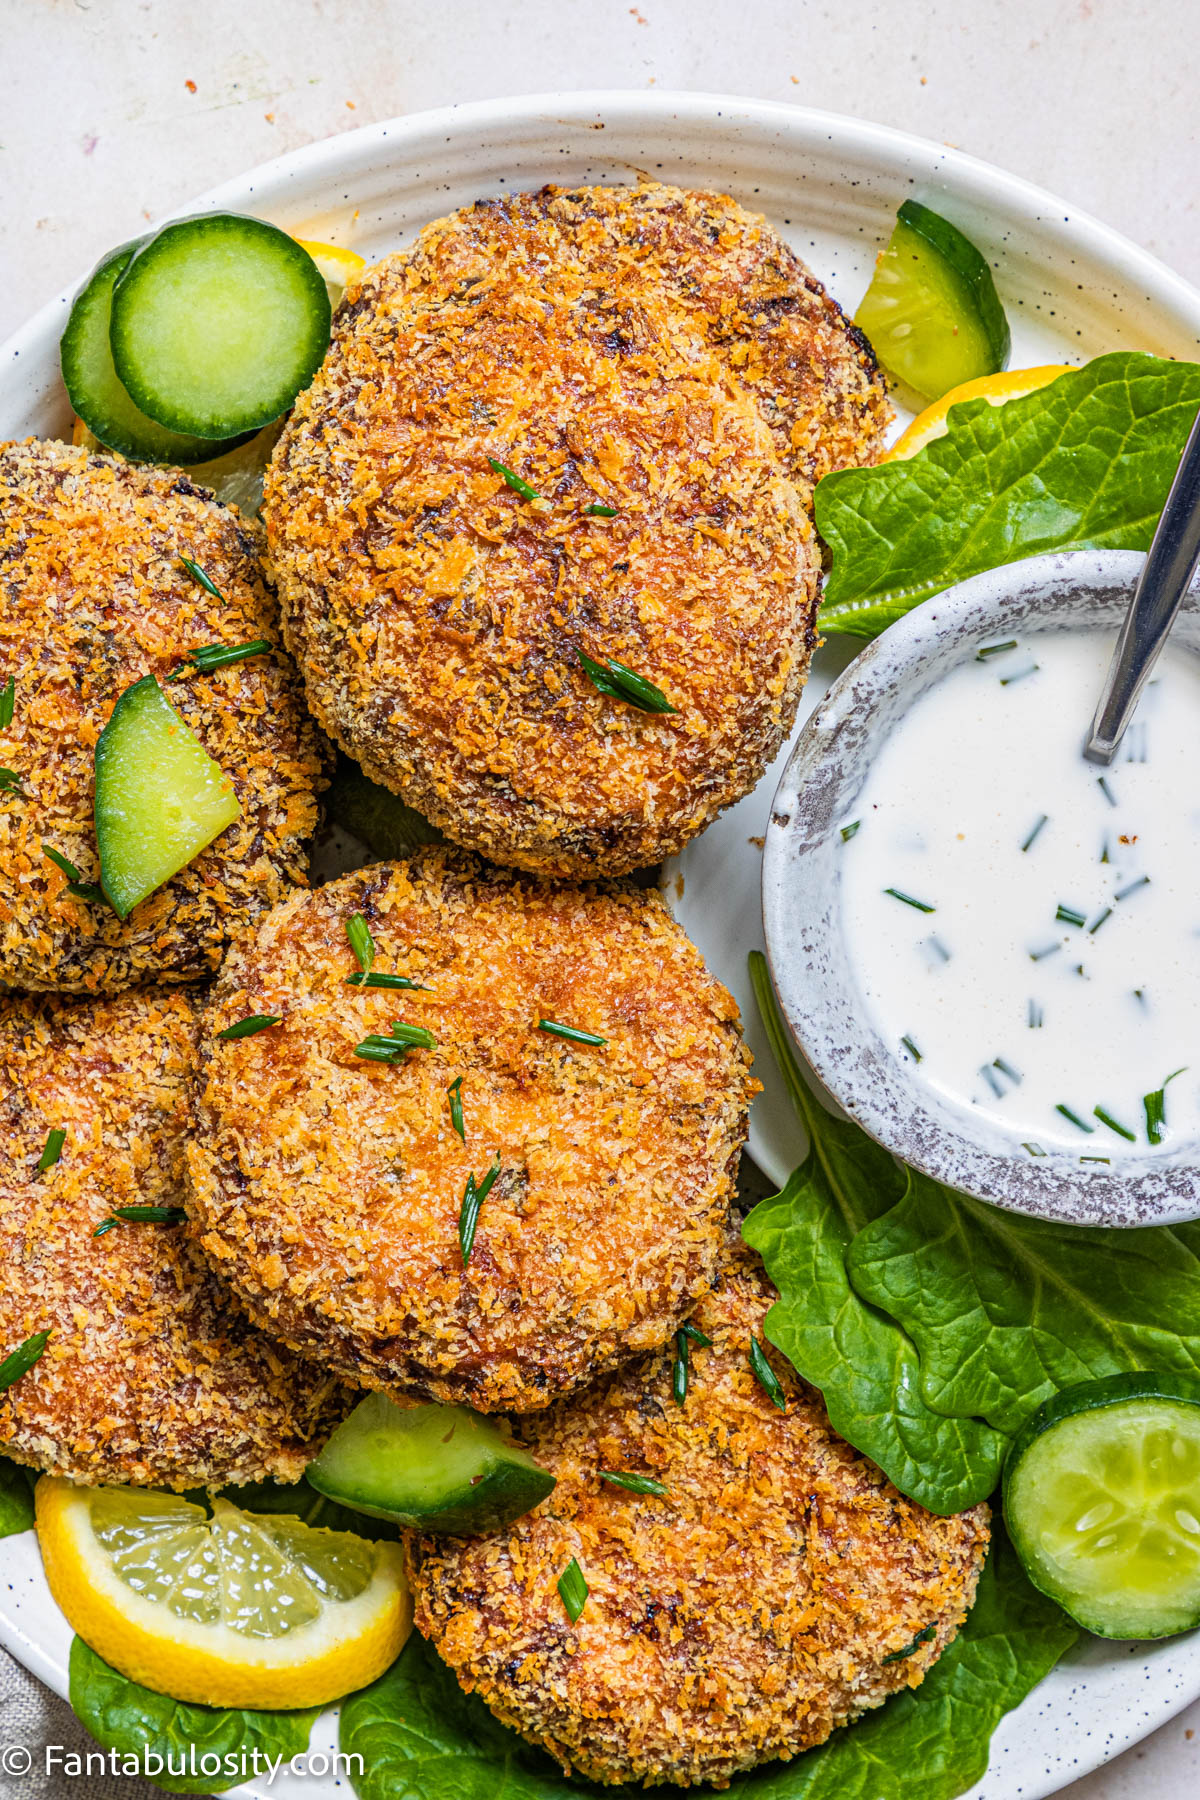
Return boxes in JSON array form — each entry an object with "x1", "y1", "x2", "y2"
[
  {"x1": 0, "y1": 440, "x2": 327, "y2": 993},
  {"x1": 185, "y1": 851, "x2": 757, "y2": 1413},
  {"x1": 0, "y1": 987, "x2": 347, "y2": 1490},
  {"x1": 264, "y1": 181, "x2": 841, "y2": 878},
  {"x1": 408, "y1": 1239, "x2": 990, "y2": 1789}
]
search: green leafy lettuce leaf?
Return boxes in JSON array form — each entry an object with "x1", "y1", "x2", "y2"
[
  {"x1": 341, "y1": 1530, "x2": 1074, "y2": 1800},
  {"x1": 69, "y1": 1638, "x2": 320, "y2": 1795},
  {"x1": 847, "y1": 1170, "x2": 1200, "y2": 1434},
  {"x1": 816, "y1": 351, "x2": 1200, "y2": 638},
  {"x1": 0, "y1": 1455, "x2": 35, "y2": 1537},
  {"x1": 742, "y1": 954, "x2": 1006, "y2": 1514}
]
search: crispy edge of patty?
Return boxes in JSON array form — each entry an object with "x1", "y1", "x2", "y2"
[
  {"x1": 185, "y1": 850, "x2": 757, "y2": 1412},
  {"x1": 408, "y1": 1238, "x2": 990, "y2": 1788},
  {"x1": 0, "y1": 439, "x2": 329, "y2": 993},
  {"x1": 0, "y1": 985, "x2": 348, "y2": 1489}
]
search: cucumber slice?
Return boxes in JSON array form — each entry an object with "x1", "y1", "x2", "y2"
[
  {"x1": 1004, "y1": 1372, "x2": 1200, "y2": 1638},
  {"x1": 61, "y1": 244, "x2": 249, "y2": 466},
  {"x1": 856, "y1": 199, "x2": 1011, "y2": 404},
  {"x1": 110, "y1": 214, "x2": 331, "y2": 439},
  {"x1": 94, "y1": 676, "x2": 241, "y2": 919},
  {"x1": 307, "y1": 1393, "x2": 556, "y2": 1536}
]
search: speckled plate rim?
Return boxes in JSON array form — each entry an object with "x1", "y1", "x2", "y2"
[{"x1": 2, "y1": 87, "x2": 1200, "y2": 1800}]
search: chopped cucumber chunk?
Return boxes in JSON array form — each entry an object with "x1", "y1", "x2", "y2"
[
  {"x1": 307, "y1": 1393, "x2": 556, "y2": 1536},
  {"x1": 1004, "y1": 1372, "x2": 1200, "y2": 1638},
  {"x1": 110, "y1": 213, "x2": 332, "y2": 439},
  {"x1": 856, "y1": 199, "x2": 1011, "y2": 404},
  {"x1": 94, "y1": 676, "x2": 240, "y2": 919}
]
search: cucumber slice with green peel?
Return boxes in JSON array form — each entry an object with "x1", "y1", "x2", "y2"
[
  {"x1": 61, "y1": 244, "x2": 250, "y2": 466},
  {"x1": 307, "y1": 1393, "x2": 556, "y2": 1536},
  {"x1": 110, "y1": 214, "x2": 332, "y2": 439},
  {"x1": 855, "y1": 199, "x2": 1011, "y2": 404},
  {"x1": 1004, "y1": 1372, "x2": 1200, "y2": 1638},
  {"x1": 94, "y1": 676, "x2": 240, "y2": 919}
]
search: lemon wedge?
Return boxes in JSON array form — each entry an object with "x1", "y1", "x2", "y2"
[
  {"x1": 36, "y1": 1478, "x2": 411, "y2": 1709},
  {"x1": 884, "y1": 364, "x2": 1074, "y2": 461},
  {"x1": 294, "y1": 238, "x2": 367, "y2": 303}
]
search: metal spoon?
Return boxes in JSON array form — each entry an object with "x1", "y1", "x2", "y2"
[{"x1": 1084, "y1": 403, "x2": 1200, "y2": 764}]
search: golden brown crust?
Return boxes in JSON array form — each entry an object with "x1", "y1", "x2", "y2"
[
  {"x1": 409, "y1": 1239, "x2": 990, "y2": 1789},
  {"x1": 185, "y1": 850, "x2": 757, "y2": 1412},
  {"x1": 0, "y1": 439, "x2": 328, "y2": 993},
  {"x1": 0, "y1": 986, "x2": 348, "y2": 1490},
  {"x1": 263, "y1": 181, "x2": 840, "y2": 879}
]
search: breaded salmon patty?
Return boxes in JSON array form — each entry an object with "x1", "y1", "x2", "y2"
[
  {"x1": 263, "y1": 182, "x2": 846, "y2": 878},
  {"x1": 0, "y1": 987, "x2": 346, "y2": 1490},
  {"x1": 408, "y1": 1240, "x2": 990, "y2": 1789},
  {"x1": 0, "y1": 440, "x2": 327, "y2": 993},
  {"x1": 185, "y1": 851, "x2": 757, "y2": 1413}
]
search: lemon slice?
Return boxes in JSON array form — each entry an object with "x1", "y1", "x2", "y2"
[
  {"x1": 884, "y1": 364, "x2": 1074, "y2": 461},
  {"x1": 36, "y1": 1478, "x2": 411, "y2": 1709},
  {"x1": 294, "y1": 238, "x2": 367, "y2": 303}
]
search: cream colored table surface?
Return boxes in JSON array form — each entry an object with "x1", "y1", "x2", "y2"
[{"x1": 1, "y1": 1, "x2": 1198, "y2": 1796}]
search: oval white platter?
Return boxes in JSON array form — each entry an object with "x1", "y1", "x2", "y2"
[{"x1": 4, "y1": 89, "x2": 1200, "y2": 1800}]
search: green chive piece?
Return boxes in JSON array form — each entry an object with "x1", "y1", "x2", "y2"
[
  {"x1": 353, "y1": 1039, "x2": 409, "y2": 1065},
  {"x1": 1080, "y1": 1156, "x2": 1111, "y2": 1165},
  {"x1": 172, "y1": 639, "x2": 271, "y2": 679},
  {"x1": 217, "y1": 1014, "x2": 282, "y2": 1041},
  {"x1": 344, "y1": 972, "x2": 427, "y2": 990},
  {"x1": 1022, "y1": 1142, "x2": 1047, "y2": 1157},
  {"x1": 1055, "y1": 904, "x2": 1087, "y2": 928},
  {"x1": 1055, "y1": 1104, "x2": 1094, "y2": 1134},
  {"x1": 900, "y1": 1035, "x2": 922, "y2": 1062},
  {"x1": 1029, "y1": 943, "x2": 1061, "y2": 962},
  {"x1": 36, "y1": 1128, "x2": 66, "y2": 1174},
  {"x1": 346, "y1": 913, "x2": 375, "y2": 974},
  {"x1": 386, "y1": 1020, "x2": 437, "y2": 1050},
  {"x1": 0, "y1": 676, "x2": 14, "y2": 729},
  {"x1": 840, "y1": 820, "x2": 861, "y2": 842},
  {"x1": 459, "y1": 1154, "x2": 501, "y2": 1266},
  {"x1": 91, "y1": 1219, "x2": 120, "y2": 1238},
  {"x1": 994, "y1": 1058, "x2": 1021, "y2": 1085},
  {"x1": 999, "y1": 663, "x2": 1039, "y2": 686},
  {"x1": 882, "y1": 1622, "x2": 938, "y2": 1665},
  {"x1": 672, "y1": 1330, "x2": 689, "y2": 1406},
  {"x1": 488, "y1": 457, "x2": 541, "y2": 502},
  {"x1": 599, "y1": 1471, "x2": 668, "y2": 1496},
  {"x1": 557, "y1": 1557, "x2": 589, "y2": 1623},
  {"x1": 537, "y1": 1019, "x2": 608, "y2": 1047},
  {"x1": 180, "y1": 556, "x2": 223, "y2": 598},
  {"x1": 1021, "y1": 815, "x2": 1048, "y2": 852},
  {"x1": 0, "y1": 767, "x2": 26, "y2": 796},
  {"x1": 1097, "y1": 776, "x2": 1117, "y2": 807},
  {"x1": 679, "y1": 1321, "x2": 713, "y2": 1348},
  {"x1": 749, "y1": 1336, "x2": 787, "y2": 1412},
  {"x1": 94, "y1": 1205, "x2": 187, "y2": 1236},
  {"x1": 42, "y1": 842, "x2": 106, "y2": 905},
  {"x1": 884, "y1": 888, "x2": 935, "y2": 913},
  {"x1": 1144, "y1": 1069, "x2": 1187, "y2": 1146},
  {"x1": 0, "y1": 1331, "x2": 50, "y2": 1391},
  {"x1": 1100, "y1": 837, "x2": 1111, "y2": 865},
  {"x1": 1115, "y1": 876, "x2": 1150, "y2": 901},
  {"x1": 577, "y1": 649, "x2": 677, "y2": 715},
  {"x1": 1027, "y1": 1000, "x2": 1044, "y2": 1028},
  {"x1": 976, "y1": 640, "x2": 1018, "y2": 660},
  {"x1": 584, "y1": 503, "x2": 619, "y2": 518},
  {"x1": 447, "y1": 1076, "x2": 465, "y2": 1142},
  {"x1": 1088, "y1": 908, "x2": 1113, "y2": 934},
  {"x1": 1093, "y1": 1106, "x2": 1136, "y2": 1142}
]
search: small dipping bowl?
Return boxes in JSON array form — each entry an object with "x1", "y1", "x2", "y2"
[{"x1": 762, "y1": 549, "x2": 1200, "y2": 1227}]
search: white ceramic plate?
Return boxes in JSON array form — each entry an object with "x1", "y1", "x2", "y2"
[{"x1": 4, "y1": 88, "x2": 1200, "y2": 1800}]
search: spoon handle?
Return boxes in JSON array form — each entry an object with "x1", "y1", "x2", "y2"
[{"x1": 1084, "y1": 403, "x2": 1200, "y2": 765}]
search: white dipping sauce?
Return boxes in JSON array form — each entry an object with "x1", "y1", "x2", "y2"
[{"x1": 840, "y1": 630, "x2": 1200, "y2": 1157}]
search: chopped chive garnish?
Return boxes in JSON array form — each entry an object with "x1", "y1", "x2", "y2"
[
  {"x1": 1022, "y1": 1142, "x2": 1047, "y2": 1157},
  {"x1": 980, "y1": 1064, "x2": 1004, "y2": 1099},
  {"x1": 900, "y1": 1035, "x2": 922, "y2": 1062},
  {"x1": 672, "y1": 1330, "x2": 689, "y2": 1405},
  {"x1": 994, "y1": 1058, "x2": 1022, "y2": 1085},
  {"x1": 217, "y1": 1014, "x2": 281, "y2": 1041},
  {"x1": 1115, "y1": 876, "x2": 1150, "y2": 902},
  {"x1": 577, "y1": 649, "x2": 677, "y2": 715},
  {"x1": 171, "y1": 639, "x2": 271, "y2": 678},
  {"x1": 679, "y1": 1321, "x2": 713, "y2": 1347},
  {"x1": 1021, "y1": 815, "x2": 1049, "y2": 852},
  {"x1": 976, "y1": 640, "x2": 1018, "y2": 660},
  {"x1": 354, "y1": 1036, "x2": 410, "y2": 1065},
  {"x1": 584, "y1": 503, "x2": 619, "y2": 517},
  {"x1": 538, "y1": 1019, "x2": 608, "y2": 1047},
  {"x1": 1055, "y1": 904, "x2": 1087, "y2": 928},
  {"x1": 1055, "y1": 1104, "x2": 1094, "y2": 1134},
  {"x1": 93, "y1": 1205, "x2": 188, "y2": 1237},
  {"x1": 1029, "y1": 943, "x2": 1061, "y2": 962},
  {"x1": 1124, "y1": 722, "x2": 1148, "y2": 762},
  {"x1": 1073, "y1": 963, "x2": 1088, "y2": 978},
  {"x1": 0, "y1": 767, "x2": 26, "y2": 797},
  {"x1": 884, "y1": 888, "x2": 935, "y2": 913},
  {"x1": 0, "y1": 676, "x2": 14, "y2": 729},
  {"x1": 749, "y1": 1336, "x2": 787, "y2": 1412},
  {"x1": 488, "y1": 457, "x2": 541, "y2": 502},
  {"x1": 1093, "y1": 1106, "x2": 1136, "y2": 1142},
  {"x1": 42, "y1": 842, "x2": 106, "y2": 905},
  {"x1": 1100, "y1": 837, "x2": 1111, "y2": 865},
  {"x1": 1000, "y1": 663, "x2": 1039, "y2": 685},
  {"x1": 447, "y1": 1075, "x2": 465, "y2": 1141},
  {"x1": 1080, "y1": 1156, "x2": 1111, "y2": 1165},
  {"x1": 0, "y1": 1331, "x2": 50, "y2": 1391},
  {"x1": 346, "y1": 913, "x2": 375, "y2": 974},
  {"x1": 926, "y1": 936, "x2": 952, "y2": 963},
  {"x1": 1134, "y1": 987, "x2": 1147, "y2": 1005},
  {"x1": 1027, "y1": 1000, "x2": 1044, "y2": 1028},
  {"x1": 36, "y1": 1128, "x2": 65, "y2": 1174},
  {"x1": 557, "y1": 1556, "x2": 589, "y2": 1623},
  {"x1": 459, "y1": 1154, "x2": 501, "y2": 1266},
  {"x1": 180, "y1": 556, "x2": 223, "y2": 598},
  {"x1": 1144, "y1": 1069, "x2": 1186, "y2": 1146},
  {"x1": 344, "y1": 972, "x2": 428, "y2": 990},
  {"x1": 1097, "y1": 776, "x2": 1117, "y2": 807},
  {"x1": 840, "y1": 820, "x2": 861, "y2": 842},
  {"x1": 599, "y1": 1471, "x2": 668, "y2": 1496},
  {"x1": 882, "y1": 1622, "x2": 938, "y2": 1664},
  {"x1": 386, "y1": 1021, "x2": 437, "y2": 1049},
  {"x1": 1088, "y1": 908, "x2": 1113, "y2": 934}
]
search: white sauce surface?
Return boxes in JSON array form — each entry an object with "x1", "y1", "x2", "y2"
[{"x1": 840, "y1": 630, "x2": 1200, "y2": 1157}]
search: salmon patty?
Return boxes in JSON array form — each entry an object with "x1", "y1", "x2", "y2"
[
  {"x1": 0, "y1": 440, "x2": 327, "y2": 993},
  {"x1": 0, "y1": 987, "x2": 346, "y2": 1490},
  {"x1": 408, "y1": 1239, "x2": 990, "y2": 1789},
  {"x1": 263, "y1": 182, "x2": 859, "y2": 878},
  {"x1": 185, "y1": 851, "x2": 757, "y2": 1412}
]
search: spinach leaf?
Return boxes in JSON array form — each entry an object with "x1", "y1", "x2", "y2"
[
  {"x1": 69, "y1": 1638, "x2": 319, "y2": 1795},
  {"x1": 816, "y1": 352, "x2": 1200, "y2": 638},
  {"x1": 0, "y1": 1454, "x2": 35, "y2": 1537},
  {"x1": 847, "y1": 1169, "x2": 1200, "y2": 1433},
  {"x1": 742, "y1": 955, "x2": 1006, "y2": 1514}
]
